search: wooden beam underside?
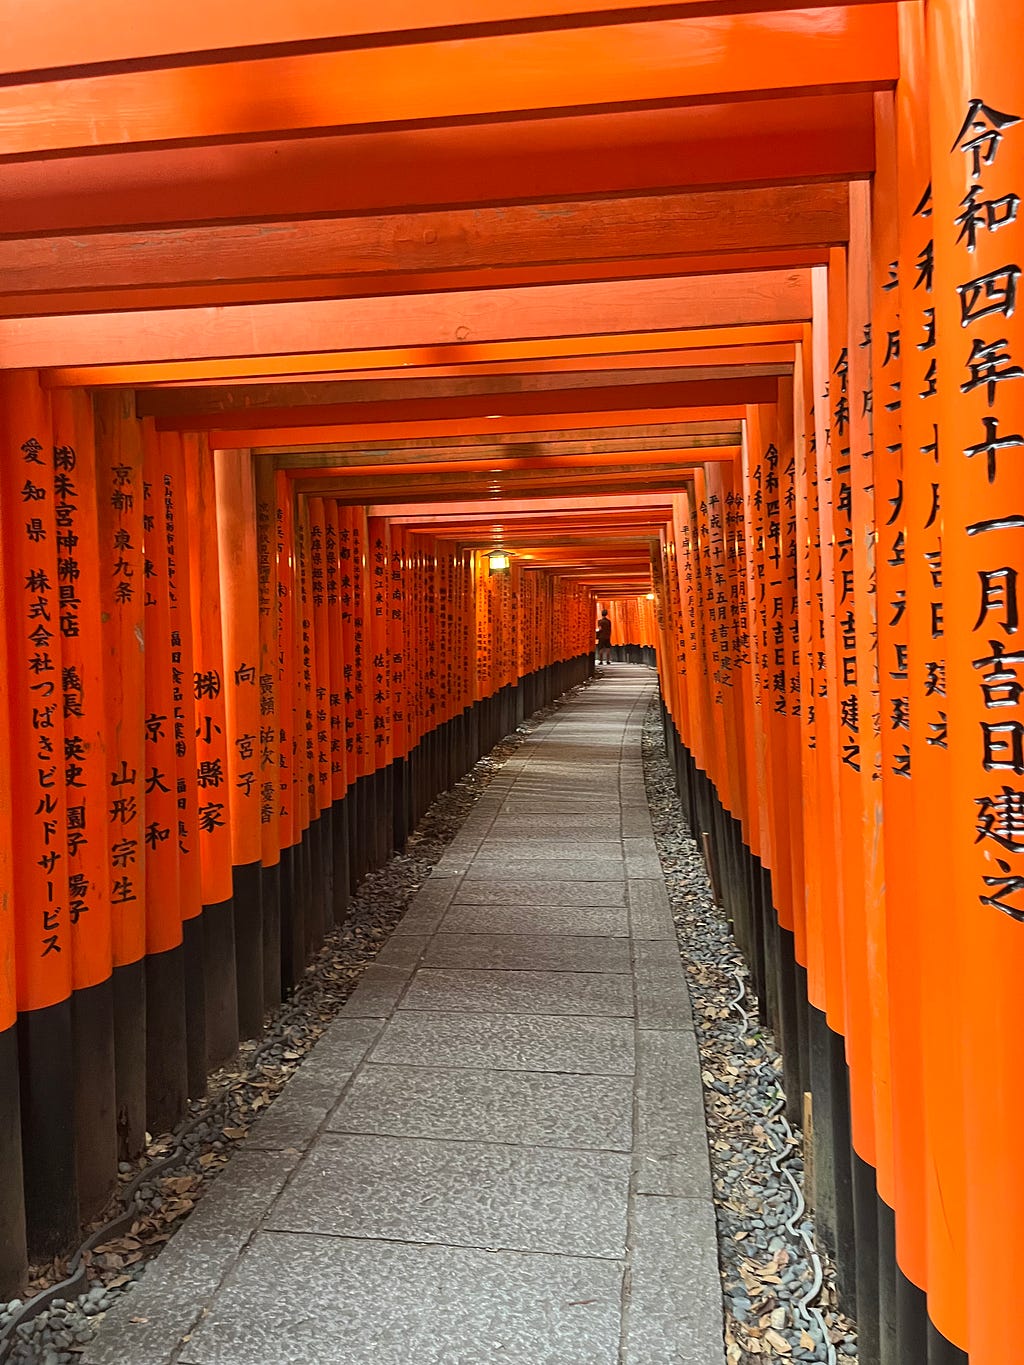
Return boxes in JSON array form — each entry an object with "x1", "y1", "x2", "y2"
[
  {"x1": 0, "y1": 10, "x2": 897, "y2": 160},
  {"x1": 2, "y1": 0, "x2": 898, "y2": 80},
  {"x1": 2, "y1": 185, "x2": 846, "y2": 311}
]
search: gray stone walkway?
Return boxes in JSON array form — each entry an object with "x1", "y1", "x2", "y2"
[{"x1": 85, "y1": 667, "x2": 725, "y2": 1365}]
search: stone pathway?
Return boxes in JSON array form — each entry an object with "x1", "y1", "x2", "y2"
[{"x1": 84, "y1": 667, "x2": 725, "y2": 1365}]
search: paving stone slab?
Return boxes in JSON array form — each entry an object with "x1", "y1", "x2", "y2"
[
  {"x1": 430, "y1": 858, "x2": 474, "y2": 877},
  {"x1": 393, "y1": 877, "x2": 460, "y2": 935},
  {"x1": 83, "y1": 1149, "x2": 301, "y2": 1365},
  {"x1": 374, "y1": 933, "x2": 429, "y2": 969},
  {"x1": 512, "y1": 788, "x2": 617, "y2": 796},
  {"x1": 486, "y1": 812, "x2": 621, "y2": 832},
  {"x1": 621, "y1": 812, "x2": 655, "y2": 838},
  {"x1": 464, "y1": 857, "x2": 626, "y2": 881},
  {"x1": 339, "y1": 963, "x2": 413, "y2": 1018},
  {"x1": 486, "y1": 829, "x2": 623, "y2": 847},
  {"x1": 266, "y1": 1132, "x2": 631, "y2": 1258},
  {"x1": 400, "y1": 967, "x2": 635, "y2": 1017},
  {"x1": 623, "y1": 1196, "x2": 725, "y2": 1365},
  {"x1": 634, "y1": 1030, "x2": 713, "y2": 1196},
  {"x1": 452, "y1": 879, "x2": 626, "y2": 907},
  {"x1": 245, "y1": 1075, "x2": 338, "y2": 1152},
  {"x1": 423, "y1": 931, "x2": 631, "y2": 973},
  {"x1": 628, "y1": 879, "x2": 676, "y2": 941},
  {"x1": 296, "y1": 1018, "x2": 383, "y2": 1084},
  {"x1": 329, "y1": 1063, "x2": 634, "y2": 1150},
  {"x1": 468, "y1": 839, "x2": 624, "y2": 860},
  {"x1": 440, "y1": 900, "x2": 629, "y2": 938},
  {"x1": 510, "y1": 782, "x2": 614, "y2": 794},
  {"x1": 368, "y1": 1010, "x2": 636, "y2": 1074},
  {"x1": 633, "y1": 939, "x2": 694, "y2": 1030},
  {"x1": 623, "y1": 838, "x2": 663, "y2": 878},
  {"x1": 178, "y1": 1233, "x2": 624, "y2": 1365},
  {"x1": 435, "y1": 835, "x2": 487, "y2": 863},
  {"x1": 497, "y1": 801, "x2": 624, "y2": 815}
]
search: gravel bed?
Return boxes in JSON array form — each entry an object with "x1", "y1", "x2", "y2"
[
  {"x1": 641, "y1": 698, "x2": 857, "y2": 1365},
  {"x1": 0, "y1": 684, "x2": 590, "y2": 1365}
]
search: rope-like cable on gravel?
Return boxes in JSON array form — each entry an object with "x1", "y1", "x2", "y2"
[{"x1": 729, "y1": 967, "x2": 836, "y2": 1365}]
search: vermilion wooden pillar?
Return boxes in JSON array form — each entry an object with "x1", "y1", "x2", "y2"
[
  {"x1": 793, "y1": 329, "x2": 829, "y2": 1048},
  {"x1": 94, "y1": 389, "x2": 148, "y2": 1162},
  {"x1": 274, "y1": 470, "x2": 303, "y2": 987},
  {"x1": 368, "y1": 517, "x2": 394, "y2": 859},
  {"x1": 0, "y1": 379, "x2": 29, "y2": 1293},
  {"x1": 141, "y1": 422, "x2": 188, "y2": 1134},
  {"x1": 338, "y1": 504, "x2": 362, "y2": 889},
  {"x1": 389, "y1": 527, "x2": 409, "y2": 850},
  {"x1": 807, "y1": 268, "x2": 857, "y2": 1309},
  {"x1": 254, "y1": 455, "x2": 282, "y2": 1007},
  {"x1": 306, "y1": 496, "x2": 332, "y2": 931},
  {"x1": 2, "y1": 370, "x2": 78, "y2": 1254},
  {"x1": 50, "y1": 387, "x2": 117, "y2": 1220},
  {"x1": 323, "y1": 498, "x2": 350, "y2": 922},
  {"x1": 870, "y1": 88, "x2": 925, "y2": 1365},
  {"x1": 215, "y1": 448, "x2": 265, "y2": 1038},
  {"x1": 186, "y1": 436, "x2": 238, "y2": 1070},
  {"x1": 294, "y1": 496, "x2": 320, "y2": 953},
  {"x1": 161, "y1": 431, "x2": 207, "y2": 1097},
  {"x1": 929, "y1": 4, "x2": 1023, "y2": 1361},
  {"x1": 824, "y1": 247, "x2": 877, "y2": 1231},
  {"x1": 894, "y1": 10, "x2": 968, "y2": 1359}
]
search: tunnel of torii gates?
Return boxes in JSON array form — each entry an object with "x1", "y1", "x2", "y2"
[{"x1": 0, "y1": 1, "x2": 1022, "y2": 1363}]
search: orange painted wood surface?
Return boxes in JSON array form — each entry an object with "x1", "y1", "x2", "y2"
[
  {"x1": 0, "y1": 273, "x2": 812, "y2": 371},
  {"x1": 0, "y1": 10, "x2": 897, "y2": 159}
]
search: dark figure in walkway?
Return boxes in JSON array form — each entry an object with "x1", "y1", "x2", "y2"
[{"x1": 596, "y1": 608, "x2": 613, "y2": 664}]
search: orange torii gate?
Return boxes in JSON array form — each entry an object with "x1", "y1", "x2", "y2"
[{"x1": 2, "y1": 6, "x2": 1022, "y2": 1365}]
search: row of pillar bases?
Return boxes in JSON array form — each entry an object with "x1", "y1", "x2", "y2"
[
  {"x1": 0, "y1": 654, "x2": 591, "y2": 1303},
  {"x1": 661, "y1": 698, "x2": 968, "y2": 1365}
]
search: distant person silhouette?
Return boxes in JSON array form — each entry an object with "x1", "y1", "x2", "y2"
[{"x1": 596, "y1": 608, "x2": 612, "y2": 665}]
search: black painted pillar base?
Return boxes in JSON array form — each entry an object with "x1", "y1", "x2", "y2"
[
  {"x1": 794, "y1": 961, "x2": 811, "y2": 1118},
  {"x1": 776, "y1": 924, "x2": 803, "y2": 1131},
  {"x1": 0, "y1": 1022, "x2": 27, "y2": 1299},
  {"x1": 350, "y1": 777, "x2": 369, "y2": 891},
  {"x1": 260, "y1": 861, "x2": 282, "y2": 1010},
  {"x1": 295, "y1": 827, "x2": 313, "y2": 968},
  {"x1": 896, "y1": 1272, "x2": 929, "y2": 1365},
  {"x1": 808, "y1": 1009, "x2": 857, "y2": 1314},
  {"x1": 182, "y1": 914, "x2": 207, "y2": 1100},
  {"x1": 145, "y1": 942, "x2": 188, "y2": 1137},
  {"x1": 279, "y1": 842, "x2": 306, "y2": 993},
  {"x1": 112, "y1": 958, "x2": 147, "y2": 1159},
  {"x1": 331, "y1": 799, "x2": 350, "y2": 925},
  {"x1": 761, "y1": 870, "x2": 780, "y2": 1031},
  {"x1": 852, "y1": 1151, "x2": 881, "y2": 1365},
  {"x1": 392, "y1": 758, "x2": 407, "y2": 853},
  {"x1": 232, "y1": 859, "x2": 264, "y2": 1039},
  {"x1": 304, "y1": 816, "x2": 323, "y2": 960},
  {"x1": 202, "y1": 896, "x2": 238, "y2": 1070},
  {"x1": 322, "y1": 803, "x2": 336, "y2": 930},
  {"x1": 877, "y1": 1199, "x2": 898, "y2": 1365},
  {"x1": 18, "y1": 998, "x2": 79, "y2": 1258},
  {"x1": 928, "y1": 1318, "x2": 969, "y2": 1365},
  {"x1": 380, "y1": 764, "x2": 394, "y2": 864},
  {"x1": 71, "y1": 977, "x2": 117, "y2": 1219}
]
